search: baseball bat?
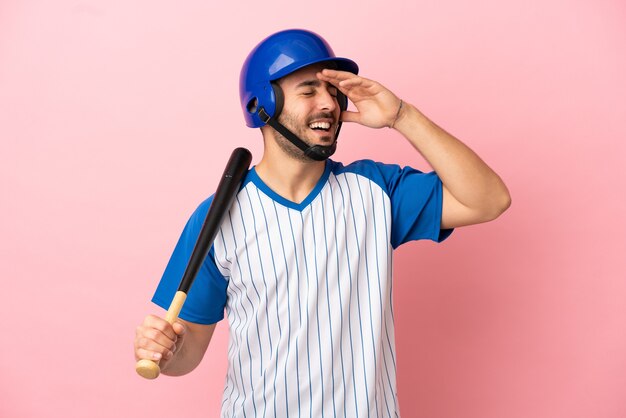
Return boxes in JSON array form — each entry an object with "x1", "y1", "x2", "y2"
[{"x1": 136, "y1": 147, "x2": 252, "y2": 379}]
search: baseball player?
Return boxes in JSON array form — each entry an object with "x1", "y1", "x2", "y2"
[{"x1": 134, "y1": 29, "x2": 511, "y2": 417}]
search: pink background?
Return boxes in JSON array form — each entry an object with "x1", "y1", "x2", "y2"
[{"x1": 1, "y1": 1, "x2": 625, "y2": 417}]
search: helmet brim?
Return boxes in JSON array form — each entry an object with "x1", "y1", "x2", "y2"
[{"x1": 269, "y1": 57, "x2": 359, "y2": 81}]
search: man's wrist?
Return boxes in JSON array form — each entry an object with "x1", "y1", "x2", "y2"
[
  {"x1": 391, "y1": 101, "x2": 422, "y2": 132},
  {"x1": 388, "y1": 99, "x2": 404, "y2": 129}
]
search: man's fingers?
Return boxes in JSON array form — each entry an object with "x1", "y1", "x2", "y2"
[
  {"x1": 143, "y1": 314, "x2": 177, "y2": 340},
  {"x1": 338, "y1": 77, "x2": 366, "y2": 89},
  {"x1": 133, "y1": 315, "x2": 186, "y2": 373},
  {"x1": 318, "y1": 69, "x2": 372, "y2": 88},
  {"x1": 172, "y1": 321, "x2": 186, "y2": 337},
  {"x1": 318, "y1": 68, "x2": 354, "y2": 82},
  {"x1": 136, "y1": 321, "x2": 178, "y2": 351},
  {"x1": 318, "y1": 69, "x2": 363, "y2": 91},
  {"x1": 135, "y1": 346, "x2": 174, "y2": 362},
  {"x1": 136, "y1": 328, "x2": 176, "y2": 349},
  {"x1": 135, "y1": 331, "x2": 176, "y2": 357}
]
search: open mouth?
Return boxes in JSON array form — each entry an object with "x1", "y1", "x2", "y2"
[{"x1": 309, "y1": 121, "x2": 332, "y2": 133}]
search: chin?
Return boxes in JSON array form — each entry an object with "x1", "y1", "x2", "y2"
[{"x1": 310, "y1": 133, "x2": 335, "y2": 144}]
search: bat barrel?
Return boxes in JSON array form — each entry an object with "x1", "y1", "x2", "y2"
[{"x1": 178, "y1": 147, "x2": 252, "y2": 294}]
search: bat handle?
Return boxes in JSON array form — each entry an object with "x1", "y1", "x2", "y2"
[{"x1": 135, "y1": 291, "x2": 188, "y2": 379}]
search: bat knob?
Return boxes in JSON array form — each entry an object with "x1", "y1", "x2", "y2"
[{"x1": 135, "y1": 359, "x2": 161, "y2": 379}]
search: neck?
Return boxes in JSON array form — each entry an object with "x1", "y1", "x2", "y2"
[{"x1": 255, "y1": 136, "x2": 327, "y2": 204}]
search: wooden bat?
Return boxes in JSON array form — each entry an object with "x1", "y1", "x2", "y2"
[{"x1": 136, "y1": 147, "x2": 252, "y2": 379}]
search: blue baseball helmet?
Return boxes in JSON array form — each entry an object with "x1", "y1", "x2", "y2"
[{"x1": 240, "y1": 29, "x2": 359, "y2": 128}]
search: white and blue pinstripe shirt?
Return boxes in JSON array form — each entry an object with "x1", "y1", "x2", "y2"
[{"x1": 153, "y1": 159, "x2": 452, "y2": 418}]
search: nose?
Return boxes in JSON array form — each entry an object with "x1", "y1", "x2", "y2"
[{"x1": 317, "y1": 85, "x2": 338, "y2": 112}]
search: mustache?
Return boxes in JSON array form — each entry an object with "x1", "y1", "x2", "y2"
[{"x1": 307, "y1": 112, "x2": 336, "y2": 123}]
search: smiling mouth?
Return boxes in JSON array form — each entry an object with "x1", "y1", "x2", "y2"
[{"x1": 309, "y1": 121, "x2": 332, "y2": 132}]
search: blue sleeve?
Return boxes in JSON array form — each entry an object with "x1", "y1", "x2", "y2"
[
  {"x1": 151, "y1": 196, "x2": 228, "y2": 325},
  {"x1": 382, "y1": 165, "x2": 453, "y2": 248},
  {"x1": 336, "y1": 160, "x2": 453, "y2": 249}
]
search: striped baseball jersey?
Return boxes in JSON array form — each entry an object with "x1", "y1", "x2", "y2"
[{"x1": 152, "y1": 159, "x2": 452, "y2": 418}]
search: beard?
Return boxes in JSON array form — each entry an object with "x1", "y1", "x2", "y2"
[{"x1": 272, "y1": 110, "x2": 337, "y2": 162}]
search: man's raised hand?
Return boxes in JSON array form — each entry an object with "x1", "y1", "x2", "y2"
[{"x1": 317, "y1": 69, "x2": 403, "y2": 129}]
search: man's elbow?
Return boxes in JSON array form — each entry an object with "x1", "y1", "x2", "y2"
[{"x1": 484, "y1": 189, "x2": 512, "y2": 222}]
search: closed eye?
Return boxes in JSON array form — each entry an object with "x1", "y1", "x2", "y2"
[
  {"x1": 296, "y1": 80, "x2": 338, "y2": 98},
  {"x1": 299, "y1": 89, "x2": 338, "y2": 100}
]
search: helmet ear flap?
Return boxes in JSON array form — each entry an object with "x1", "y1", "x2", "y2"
[
  {"x1": 247, "y1": 83, "x2": 283, "y2": 126},
  {"x1": 270, "y1": 82, "x2": 284, "y2": 119},
  {"x1": 337, "y1": 91, "x2": 348, "y2": 112}
]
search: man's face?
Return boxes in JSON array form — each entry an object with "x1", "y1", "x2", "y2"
[{"x1": 272, "y1": 64, "x2": 341, "y2": 160}]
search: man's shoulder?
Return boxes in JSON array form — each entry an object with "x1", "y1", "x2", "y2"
[
  {"x1": 330, "y1": 158, "x2": 390, "y2": 176},
  {"x1": 328, "y1": 158, "x2": 409, "y2": 184}
]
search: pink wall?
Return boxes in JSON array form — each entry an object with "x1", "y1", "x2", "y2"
[{"x1": 1, "y1": 1, "x2": 625, "y2": 417}]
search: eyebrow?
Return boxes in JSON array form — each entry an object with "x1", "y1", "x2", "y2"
[
  {"x1": 295, "y1": 80, "x2": 321, "y2": 89},
  {"x1": 295, "y1": 80, "x2": 338, "y2": 91}
]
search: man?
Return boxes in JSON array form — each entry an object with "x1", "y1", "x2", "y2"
[{"x1": 134, "y1": 29, "x2": 510, "y2": 417}]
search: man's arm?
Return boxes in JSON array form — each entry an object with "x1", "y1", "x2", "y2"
[
  {"x1": 318, "y1": 69, "x2": 511, "y2": 228},
  {"x1": 393, "y1": 103, "x2": 511, "y2": 228},
  {"x1": 134, "y1": 315, "x2": 216, "y2": 376}
]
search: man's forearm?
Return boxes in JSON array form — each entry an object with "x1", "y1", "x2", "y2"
[
  {"x1": 161, "y1": 322, "x2": 216, "y2": 377},
  {"x1": 394, "y1": 102, "x2": 511, "y2": 217}
]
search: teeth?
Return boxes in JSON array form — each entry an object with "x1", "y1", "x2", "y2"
[{"x1": 309, "y1": 122, "x2": 331, "y2": 130}]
